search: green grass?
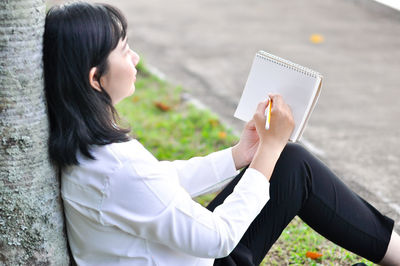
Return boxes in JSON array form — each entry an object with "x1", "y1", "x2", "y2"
[
  {"x1": 115, "y1": 62, "x2": 375, "y2": 265},
  {"x1": 262, "y1": 216, "x2": 373, "y2": 265},
  {"x1": 117, "y1": 61, "x2": 238, "y2": 161}
]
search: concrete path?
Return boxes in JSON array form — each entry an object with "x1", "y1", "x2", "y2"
[{"x1": 52, "y1": 0, "x2": 400, "y2": 231}]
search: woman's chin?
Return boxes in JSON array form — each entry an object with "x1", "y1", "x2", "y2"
[{"x1": 129, "y1": 85, "x2": 136, "y2": 96}]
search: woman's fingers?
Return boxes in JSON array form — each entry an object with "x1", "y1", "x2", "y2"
[
  {"x1": 253, "y1": 99, "x2": 268, "y2": 125},
  {"x1": 251, "y1": 93, "x2": 295, "y2": 145},
  {"x1": 269, "y1": 93, "x2": 293, "y2": 122},
  {"x1": 268, "y1": 94, "x2": 282, "y2": 112},
  {"x1": 246, "y1": 118, "x2": 256, "y2": 129},
  {"x1": 258, "y1": 98, "x2": 269, "y2": 113}
]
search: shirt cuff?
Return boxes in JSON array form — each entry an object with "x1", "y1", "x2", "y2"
[
  {"x1": 222, "y1": 166, "x2": 270, "y2": 220},
  {"x1": 208, "y1": 147, "x2": 240, "y2": 182},
  {"x1": 244, "y1": 167, "x2": 270, "y2": 200}
]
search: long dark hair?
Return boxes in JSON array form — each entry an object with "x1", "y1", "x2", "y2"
[{"x1": 43, "y1": 2, "x2": 131, "y2": 169}]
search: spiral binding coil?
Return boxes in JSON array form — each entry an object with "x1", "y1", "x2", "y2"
[{"x1": 256, "y1": 51, "x2": 321, "y2": 78}]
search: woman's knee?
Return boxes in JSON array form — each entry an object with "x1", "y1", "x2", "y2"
[
  {"x1": 279, "y1": 142, "x2": 310, "y2": 165},
  {"x1": 269, "y1": 143, "x2": 313, "y2": 204},
  {"x1": 270, "y1": 143, "x2": 312, "y2": 186}
]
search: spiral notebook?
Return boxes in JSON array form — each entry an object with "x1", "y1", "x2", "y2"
[{"x1": 234, "y1": 51, "x2": 323, "y2": 142}]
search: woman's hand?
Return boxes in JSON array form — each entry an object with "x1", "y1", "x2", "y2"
[
  {"x1": 253, "y1": 94, "x2": 294, "y2": 149},
  {"x1": 249, "y1": 94, "x2": 295, "y2": 180},
  {"x1": 232, "y1": 119, "x2": 260, "y2": 170},
  {"x1": 232, "y1": 94, "x2": 294, "y2": 171}
]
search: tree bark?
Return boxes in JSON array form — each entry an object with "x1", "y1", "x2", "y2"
[{"x1": 0, "y1": 0, "x2": 69, "y2": 264}]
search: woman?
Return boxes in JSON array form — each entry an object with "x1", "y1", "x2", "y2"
[{"x1": 43, "y1": 2, "x2": 399, "y2": 265}]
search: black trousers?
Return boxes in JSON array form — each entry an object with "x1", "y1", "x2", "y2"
[{"x1": 209, "y1": 143, "x2": 394, "y2": 265}]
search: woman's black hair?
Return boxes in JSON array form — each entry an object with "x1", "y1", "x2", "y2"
[{"x1": 43, "y1": 2, "x2": 131, "y2": 169}]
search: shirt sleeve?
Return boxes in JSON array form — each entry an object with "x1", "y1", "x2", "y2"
[
  {"x1": 100, "y1": 156, "x2": 270, "y2": 259},
  {"x1": 159, "y1": 147, "x2": 239, "y2": 197}
]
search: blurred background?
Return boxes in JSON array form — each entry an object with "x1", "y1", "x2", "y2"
[{"x1": 47, "y1": 0, "x2": 400, "y2": 231}]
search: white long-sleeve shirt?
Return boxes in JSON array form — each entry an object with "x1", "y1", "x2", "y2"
[{"x1": 61, "y1": 139, "x2": 270, "y2": 266}]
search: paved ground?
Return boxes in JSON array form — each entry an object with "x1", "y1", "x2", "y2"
[{"x1": 49, "y1": 0, "x2": 400, "y2": 231}]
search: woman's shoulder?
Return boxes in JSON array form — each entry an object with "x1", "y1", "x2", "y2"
[
  {"x1": 63, "y1": 139, "x2": 159, "y2": 178},
  {"x1": 94, "y1": 139, "x2": 158, "y2": 167}
]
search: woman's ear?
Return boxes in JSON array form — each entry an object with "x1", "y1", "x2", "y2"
[{"x1": 89, "y1": 67, "x2": 102, "y2": 92}]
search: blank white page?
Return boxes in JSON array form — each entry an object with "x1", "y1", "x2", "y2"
[{"x1": 234, "y1": 51, "x2": 322, "y2": 141}]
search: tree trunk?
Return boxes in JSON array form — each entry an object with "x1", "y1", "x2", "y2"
[{"x1": 0, "y1": 0, "x2": 69, "y2": 264}]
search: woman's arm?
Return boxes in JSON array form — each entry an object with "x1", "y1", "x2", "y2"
[
  {"x1": 160, "y1": 147, "x2": 239, "y2": 197},
  {"x1": 163, "y1": 117, "x2": 261, "y2": 197},
  {"x1": 163, "y1": 94, "x2": 294, "y2": 196},
  {"x1": 98, "y1": 94, "x2": 293, "y2": 259},
  {"x1": 163, "y1": 116, "x2": 262, "y2": 197},
  {"x1": 100, "y1": 158, "x2": 270, "y2": 258},
  {"x1": 249, "y1": 94, "x2": 294, "y2": 179}
]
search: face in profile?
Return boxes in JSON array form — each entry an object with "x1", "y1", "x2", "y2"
[{"x1": 93, "y1": 38, "x2": 140, "y2": 104}]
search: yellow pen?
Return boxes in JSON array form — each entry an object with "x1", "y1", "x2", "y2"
[{"x1": 264, "y1": 97, "x2": 271, "y2": 130}]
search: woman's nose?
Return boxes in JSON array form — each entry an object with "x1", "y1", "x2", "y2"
[{"x1": 131, "y1": 51, "x2": 140, "y2": 67}]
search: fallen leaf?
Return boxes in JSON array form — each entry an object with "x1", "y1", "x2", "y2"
[
  {"x1": 310, "y1": 34, "x2": 324, "y2": 44},
  {"x1": 218, "y1": 131, "x2": 227, "y2": 139},
  {"x1": 154, "y1": 101, "x2": 171, "y2": 112},
  {"x1": 132, "y1": 96, "x2": 140, "y2": 102},
  {"x1": 306, "y1": 251, "x2": 323, "y2": 260},
  {"x1": 209, "y1": 119, "x2": 219, "y2": 127}
]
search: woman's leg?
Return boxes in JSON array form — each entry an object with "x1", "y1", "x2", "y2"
[
  {"x1": 291, "y1": 144, "x2": 394, "y2": 264},
  {"x1": 209, "y1": 143, "x2": 395, "y2": 265}
]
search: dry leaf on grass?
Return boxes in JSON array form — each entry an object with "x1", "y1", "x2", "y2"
[
  {"x1": 209, "y1": 119, "x2": 219, "y2": 127},
  {"x1": 306, "y1": 251, "x2": 323, "y2": 260},
  {"x1": 154, "y1": 101, "x2": 171, "y2": 111},
  {"x1": 218, "y1": 131, "x2": 227, "y2": 139}
]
